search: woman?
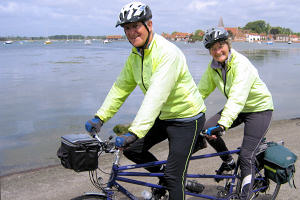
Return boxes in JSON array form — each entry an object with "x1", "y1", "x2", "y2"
[{"x1": 197, "y1": 27, "x2": 274, "y2": 200}]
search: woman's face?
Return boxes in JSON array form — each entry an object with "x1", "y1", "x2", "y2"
[
  {"x1": 209, "y1": 41, "x2": 230, "y2": 63},
  {"x1": 123, "y1": 21, "x2": 152, "y2": 48}
]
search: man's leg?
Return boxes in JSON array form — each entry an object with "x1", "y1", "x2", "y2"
[
  {"x1": 164, "y1": 114, "x2": 205, "y2": 200},
  {"x1": 123, "y1": 119, "x2": 167, "y2": 173}
]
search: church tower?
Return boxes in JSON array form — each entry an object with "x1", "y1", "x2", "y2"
[{"x1": 218, "y1": 17, "x2": 224, "y2": 28}]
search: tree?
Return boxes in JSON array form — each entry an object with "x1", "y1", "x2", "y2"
[
  {"x1": 189, "y1": 29, "x2": 204, "y2": 42},
  {"x1": 265, "y1": 23, "x2": 271, "y2": 35},
  {"x1": 243, "y1": 20, "x2": 268, "y2": 34},
  {"x1": 282, "y1": 28, "x2": 292, "y2": 35},
  {"x1": 243, "y1": 20, "x2": 294, "y2": 36},
  {"x1": 270, "y1": 27, "x2": 280, "y2": 35}
]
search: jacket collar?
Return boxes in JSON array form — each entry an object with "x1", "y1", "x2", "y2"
[{"x1": 132, "y1": 33, "x2": 156, "y2": 56}]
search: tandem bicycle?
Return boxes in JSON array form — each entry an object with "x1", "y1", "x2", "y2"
[{"x1": 56, "y1": 129, "x2": 294, "y2": 200}]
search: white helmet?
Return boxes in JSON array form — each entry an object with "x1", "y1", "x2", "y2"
[{"x1": 116, "y1": 2, "x2": 152, "y2": 27}]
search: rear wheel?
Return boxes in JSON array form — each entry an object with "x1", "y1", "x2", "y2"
[{"x1": 236, "y1": 168, "x2": 281, "y2": 200}]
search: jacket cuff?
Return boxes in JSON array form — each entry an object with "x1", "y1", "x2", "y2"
[{"x1": 94, "y1": 115, "x2": 104, "y2": 124}]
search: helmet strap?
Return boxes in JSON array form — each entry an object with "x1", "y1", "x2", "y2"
[{"x1": 141, "y1": 21, "x2": 151, "y2": 50}]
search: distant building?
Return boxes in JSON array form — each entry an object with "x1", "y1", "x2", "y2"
[
  {"x1": 162, "y1": 32, "x2": 192, "y2": 41},
  {"x1": 161, "y1": 33, "x2": 172, "y2": 39},
  {"x1": 172, "y1": 32, "x2": 192, "y2": 41},
  {"x1": 274, "y1": 34, "x2": 290, "y2": 42},
  {"x1": 246, "y1": 33, "x2": 261, "y2": 43},
  {"x1": 218, "y1": 17, "x2": 224, "y2": 28},
  {"x1": 106, "y1": 35, "x2": 123, "y2": 40},
  {"x1": 290, "y1": 34, "x2": 300, "y2": 42},
  {"x1": 225, "y1": 27, "x2": 246, "y2": 41}
]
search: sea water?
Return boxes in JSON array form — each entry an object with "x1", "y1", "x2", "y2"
[{"x1": 1, "y1": 40, "x2": 300, "y2": 176}]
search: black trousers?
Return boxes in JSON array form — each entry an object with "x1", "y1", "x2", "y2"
[
  {"x1": 195, "y1": 110, "x2": 272, "y2": 200},
  {"x1": 123, "y1": 114, "x2": 205, "y2": 200}
]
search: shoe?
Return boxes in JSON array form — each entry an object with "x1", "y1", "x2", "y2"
[
  {"x1": 215, "y1": 159, "x2": 236, "y2": 182},
  {"x1": 152, "y1": 179, "x2": 167, "y2": 200},
  {"x1": 185, "y1": 180, "x2": 205, "y2": 193},
  {"x1": 152, "y1": 187, "x2": 167, "y2": 200}
]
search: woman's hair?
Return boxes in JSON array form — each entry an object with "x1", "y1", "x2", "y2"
[{"x1": 218, "y1": 39, "x2": 232, "y2": 50}]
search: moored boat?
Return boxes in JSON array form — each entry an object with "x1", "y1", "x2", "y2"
[
  {"x1": 44, "y1": 40, "x2": 52, "y2": 44},
  {"x1": 4, "y1": 40, "x2": 13, "y2": 44}
]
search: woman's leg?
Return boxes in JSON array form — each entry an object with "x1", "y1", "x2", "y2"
[{"x1": 239, "y1": 110, "x2": 272, "y2": 200}]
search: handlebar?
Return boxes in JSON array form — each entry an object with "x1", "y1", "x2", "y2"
[{"x1": 90, "y1": 131, "x2": 116, "y2": 153}]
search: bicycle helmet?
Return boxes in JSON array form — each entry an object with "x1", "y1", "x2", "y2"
[
  {"x1": 116, "y1": 2, "x2": 152, "y2": 27},
  {"x1": 203, "y1": 27, "x2": 229, "y2": 49}
]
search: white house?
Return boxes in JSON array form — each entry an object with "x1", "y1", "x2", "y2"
[{"x1": 246, "y1": 34, "x2": 261, "y2": 43}]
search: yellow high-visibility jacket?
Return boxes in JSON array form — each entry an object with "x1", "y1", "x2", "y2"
[
  {"x1": 198, "y1": 49, "x2": 273, "y2": 129},
  {"x1": 96, "y1": 34, "x2": 206, "y2": 138}
]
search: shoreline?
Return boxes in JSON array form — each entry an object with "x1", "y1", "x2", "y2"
[{"x1": 1, "y1": 118, "x2": 300, "y2": 200}]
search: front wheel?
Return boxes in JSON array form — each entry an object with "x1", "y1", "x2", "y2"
[{"x1": 71, "y1": 193, "x2": 107, "y2": 200}]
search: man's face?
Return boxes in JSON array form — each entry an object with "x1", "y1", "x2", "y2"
[
  {"x1": 123, "y1": 21, "x2": 152, "y2": 48},
  {"x1": 209, "y1": 41, "x2": 230, "y2": 63}
]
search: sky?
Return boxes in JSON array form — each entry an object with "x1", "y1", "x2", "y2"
[{"x1": 1, "y1": 0, "x2": 300, "y2": 37}]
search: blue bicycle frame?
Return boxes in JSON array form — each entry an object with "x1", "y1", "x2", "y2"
[{"x1": 103, "y1": 149, "x2": 242, "y2": 200}]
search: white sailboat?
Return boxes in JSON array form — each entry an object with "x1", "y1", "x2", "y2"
[
  {"x1": 84, "y1": 39, "x2": 92, "y2": 45},
  {"x1": 4, "y1": 40, "x2": 13, "y2": 44},
  {"x1": 103, "y1": 39, "x2": 112, "y2": 44}
]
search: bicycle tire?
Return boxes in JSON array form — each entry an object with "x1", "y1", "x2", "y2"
[
  {"x1": 236, "y1": 167, "x2": 281, "y2": 200},
  {"x1": 71, "y1": 194, "x2": 107, "y2": 200}
]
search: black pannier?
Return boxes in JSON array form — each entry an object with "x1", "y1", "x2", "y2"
[{"x1": 57, "y1": 134, "x2": 100, "y2": 172}]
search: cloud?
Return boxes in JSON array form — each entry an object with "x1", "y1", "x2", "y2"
[
  {"x1": 1, "y1": 0, "x2": 300, "y2": 36},
  {"x1": 0, "y1": 2, "x2": 20, "y2": 15},
  {"x1": 188, "y1": 0, "x2": 218, "y2": 11}
]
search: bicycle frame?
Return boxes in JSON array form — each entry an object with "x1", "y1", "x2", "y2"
[
  {"x1": 100, "y1": 148, "x2": 244, "y2": 200},
  {"x1": 80, "y1": 134, "x2": 274, "y2": 200}
]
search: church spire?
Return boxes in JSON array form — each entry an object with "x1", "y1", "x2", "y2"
[{"x1": 218, "y1": 17, "x2": 224, "y2": 27}]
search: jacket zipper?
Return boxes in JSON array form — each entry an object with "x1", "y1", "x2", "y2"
[
  {"x1": 141, "y1": 49, "x2": 147, "y2": 91},
  {"x1": 214, "y1": 67, "x2": 228, "y2": 99}
]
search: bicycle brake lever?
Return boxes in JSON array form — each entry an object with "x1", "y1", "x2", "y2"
[{"x1": 89, "y1": 128, "x2": 97, "y2": 138}]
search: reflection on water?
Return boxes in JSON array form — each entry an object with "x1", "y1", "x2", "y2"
[{"x1": 1, "y1": 41, "x2": 300, "y2": 175}]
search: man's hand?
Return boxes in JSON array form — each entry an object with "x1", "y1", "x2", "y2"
[
  {"x1": 115, "y1": 132, "x2": 138, "y2": 148},
  {"x1": 85, "y1": 117, "x2": 103, "y2": 133}
]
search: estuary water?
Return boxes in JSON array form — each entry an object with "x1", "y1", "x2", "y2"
[{"x1": 1, "y1": 40, "x2": 300, "y2": 176}]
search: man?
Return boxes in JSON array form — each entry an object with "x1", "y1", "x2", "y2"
[{"x1": 85, "y1": 2, "x2": 206, "y2": 199}]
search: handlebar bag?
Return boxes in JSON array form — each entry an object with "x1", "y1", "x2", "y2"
[
  {"x1": 57, "y1": 134, "x2": 100, "y2": 172},
  {"x1": 264, "y1": 142, "x2": 297, "y2": 187}
]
